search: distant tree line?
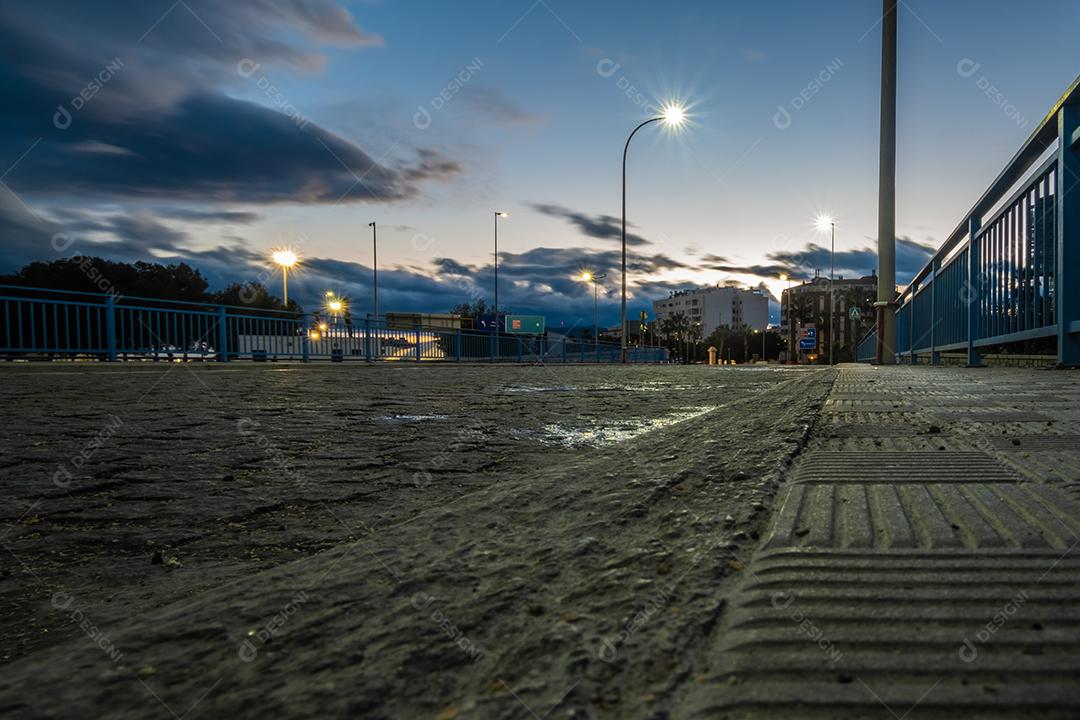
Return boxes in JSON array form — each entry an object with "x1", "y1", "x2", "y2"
[{"x1": 0, "y1": 257, "x2": 299, "y2": 312}]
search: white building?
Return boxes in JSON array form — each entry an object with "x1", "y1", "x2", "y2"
[{"x1": 652, "y1": 286, "x2": 768, "y2": 336}]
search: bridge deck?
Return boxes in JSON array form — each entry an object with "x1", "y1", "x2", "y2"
[{"x1": 1, "y1": 364, "x2": 1079, "y2": 718}]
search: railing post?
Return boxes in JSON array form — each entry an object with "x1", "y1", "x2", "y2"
[
  {"x1": 105, "y1": 296, "x2": 117, "y2": 362},
  {"x1": 364, "y1": 316, "x2": 372, "y2": 362},
  {"x1": 1057, "y1": 105, "x2": 1080, "y2": 366},
  {"x1": 217, "y1": 306, "x2": 229, "y2": 362},
  {"x1": 908, "y1": 299, "x2": 916, "y2": 366},
  {"x1": 415, "y1": 323, "x2": 422, "y2": 362},
  {"x1": 966, "y1": 216, "x2": 982, "y2": 367},
  {"x1": 301, "y1": 314, "x2": 310, "y2": 362},
  {"x1": 455, "y1": 329, "x2": 461, "y2": 362},
  {"x1": 930, "y1": 259, "x2": 941, "y2": 365}
]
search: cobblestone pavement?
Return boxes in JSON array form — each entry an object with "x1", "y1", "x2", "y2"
[{"x1": 2, "y1": 363, "x2": 1078, "y2": 718}]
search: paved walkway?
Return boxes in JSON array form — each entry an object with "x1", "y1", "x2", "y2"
[{"x1": 679, "y1": 364, "x2": 1080, "y2": 718}]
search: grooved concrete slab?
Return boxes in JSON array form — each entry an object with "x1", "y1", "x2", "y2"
[
  {"x1": 790, "y1": 451, "x2": 1020, "y2": 484},
  {"x1": 682, "y1": 551, "x2": 1080, "y2": 718},
  {"x1": 676, "y1": 366, "x2": 1080, "y2": 719},
  {"x1": 987, "y1": 435, "x2": 1080, "y2": 451}
]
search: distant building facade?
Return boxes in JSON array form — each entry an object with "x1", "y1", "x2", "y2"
[
  {"x1": 653, "y1": 285, "x2": 768, "y2": 337},
  {"x1": 780, "y1": 272, "x2": 881, "y2": 361}
]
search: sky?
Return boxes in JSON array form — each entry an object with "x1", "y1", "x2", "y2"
[{"x1": 2, "y1": 0, "x2": 1079, "y2": 327}]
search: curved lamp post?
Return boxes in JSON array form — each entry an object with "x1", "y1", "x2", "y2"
[{"x1": 621, "y1": 105, "x2": 685, "y2": 362}]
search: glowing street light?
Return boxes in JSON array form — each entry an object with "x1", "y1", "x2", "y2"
[
  {"x1": 815, "y1": 214, "x2": 837, "y2": 366},
  {"x1": 580, "y1": 271, "x2": 607, "y2": 348},
  {"x1": 271, "y1": 249, "x2": 299, "y2": 306},
  {"x1": 620, "y1": 103, "x2": 687, "y2": 363}
]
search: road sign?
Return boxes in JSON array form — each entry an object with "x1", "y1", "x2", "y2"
[
  {"x1": 799, "y1": 324, "x2": 817, "y2": 350},
  {"x1": 476, "y1": 314, "x2": 504, "y2": 332},
  {"x1": 849, "y1": 306, "x2": 862, "y2": 319},
  {"x1": 505, "y1": 315, "x2": 545, "y2": 334}
]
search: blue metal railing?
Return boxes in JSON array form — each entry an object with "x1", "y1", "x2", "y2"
[
  {"x1": 855, "y1": 326, "x2": 877, "y2": 362},
  {"x1": 0, "y1": 284, "x2": 668, "y2": 364},
  {"x1": 859, "y1": 74, "x2": 1080, "y2": 366}
]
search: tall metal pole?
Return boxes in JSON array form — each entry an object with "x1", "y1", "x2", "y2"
[
  {"x1": 829, "y1": 221, "x2": 835, "y2": 366},
  {"x1": 282, "y1": 266, "x2": 288, "y2": 307},
  {"x1": 876, "y1": 0, "x2": 898, "y2": 364},
  {"x1": 786, "y1": 277, "x2": 794, "y2": 364},
  {"x1": 369, "y1": 221, "x2": 378, "y2": 321},
  {"x1": 593, "y1": 281, "x2": 599, "y2": 343},
  {"x1": 622, "y1": 117, "x2": 662, "y2": 364},
  {"x1": 494, "y1": 212, "x2": 508, "y2": 338},
  {"x1": 494, "y1": 213, "x2": 498, "y2": 320}
]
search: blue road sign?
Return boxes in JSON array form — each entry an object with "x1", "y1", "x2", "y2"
[{"x1": 476, "y1": 314, "x2": 504, "y2": 332}]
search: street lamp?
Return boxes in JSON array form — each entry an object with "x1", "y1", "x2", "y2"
[
  {"x1": 580, "y1": 271, "x2": 607, "y2": 347},
  {"x1": 780, "y1": 273, "x2": 794, "y2": 364},
  {"x1": 816, "y1": 215, "x2": 836, "y2": 366},
  {"x1": 271, "y1": 248, "x2": 298, "y2": 306},
  {"x1": 494, "y1": 212, "x2": 509, "y2": 334},
  {"x1": 368, "y1": 222, "x2": 378, "y2": 321},
  {"x1": 621, "y1": 103, "x2": 686, "y2": 363}
]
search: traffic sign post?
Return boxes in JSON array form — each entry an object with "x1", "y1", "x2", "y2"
[{"x1": 798, "y1": 324, "x2": 817, "y2": 357}]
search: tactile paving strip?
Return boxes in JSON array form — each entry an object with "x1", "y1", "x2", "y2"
[
  {"x1": 790, "y1": 451, "x2": 1021, "y2": 484},
  {"x1": 681, "y1": 550, "x2": 1080, "y2": 719},
  {"x1": 764, "y1": 480, "x2": 1080, "y2": 550},
  {"x1": 679, "y1": 367, "x2": 1080, "y2": 719}
]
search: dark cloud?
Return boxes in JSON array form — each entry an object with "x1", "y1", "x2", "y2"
[
  {"x1": 530, "y1": 203, "x2": 652, "y2": 247},
  {"x1": 703, "y1": 237, "x2": 936, "y2": 285},
  {"x1": 0, "y1": 2, "x2": 457, "y2": 207},
  {"x1": 5, "y1": 91, "x2": 460, "y2": 204},
  {"x1": 155, "y1": 209, "x2": 263, "y2": 225}
]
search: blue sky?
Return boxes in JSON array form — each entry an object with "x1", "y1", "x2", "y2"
[{"x1": 2, "y1": 0, "x2": 1079, "y2": 326}]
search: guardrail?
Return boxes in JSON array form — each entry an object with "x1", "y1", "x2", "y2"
[
  {"x1": 855, "y1": 325, "x2": 877, "y2": 362},
  {"x1": 859, "y1": 74, "x2": 1080, "y2": 366},
  {"x1": 0, "y1": 284, "x2": 667, "y2": 363}
]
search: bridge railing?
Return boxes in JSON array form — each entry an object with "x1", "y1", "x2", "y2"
[
  {"x1": 855, "y1": 326, "x2": 877, "y2": 362},
  {"x1": 0, "y1": 284, "x2": 668, "y2": 364},
  {"x1": 860, "y1": 74, "x2": 1079, "y2": 366}
]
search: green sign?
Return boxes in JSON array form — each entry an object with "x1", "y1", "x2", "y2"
[{"x1": 505, "y1": 315, "x2": 545, "y2": 334}]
